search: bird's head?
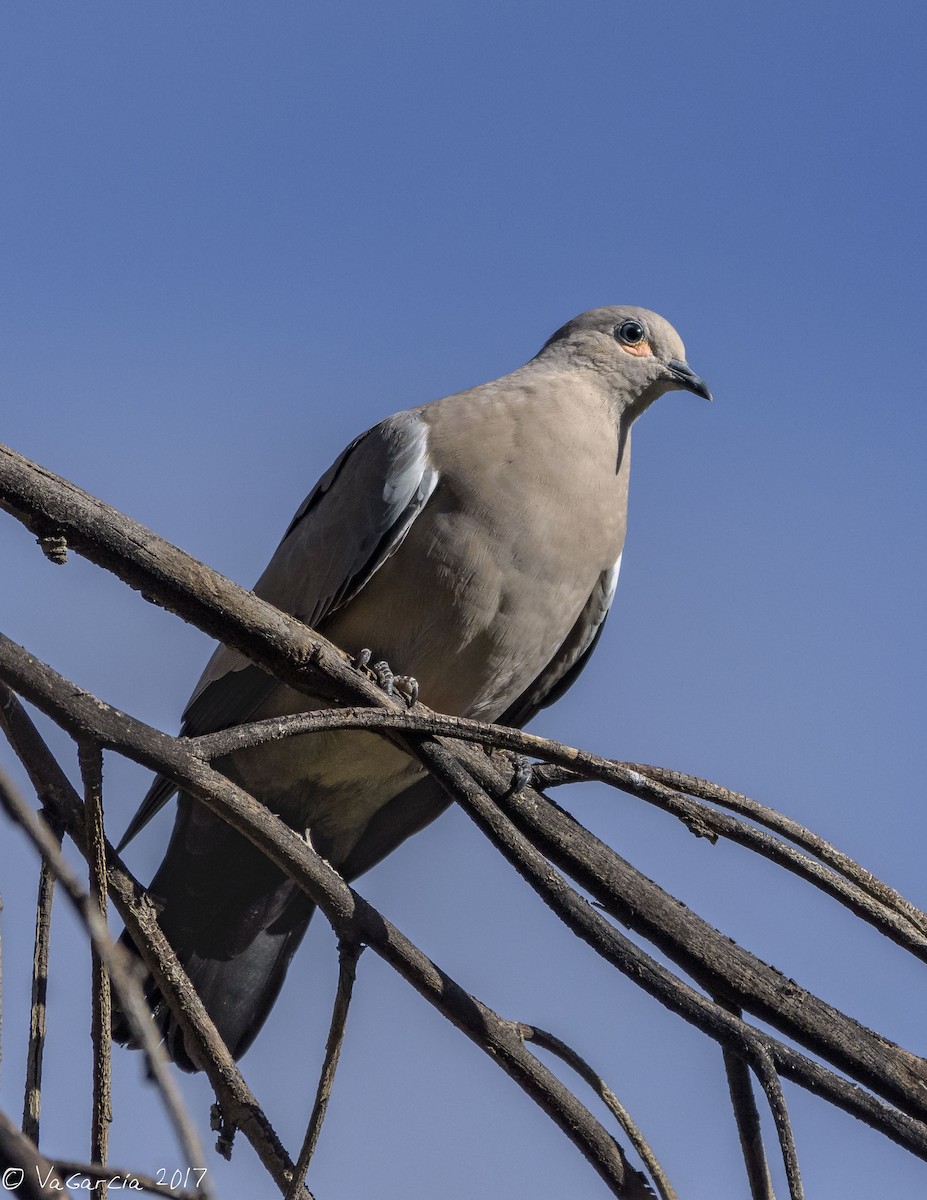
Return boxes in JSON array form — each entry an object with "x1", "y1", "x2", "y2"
[{"x1": 537, "y1": 305, "x2": 711, "y2": 418}]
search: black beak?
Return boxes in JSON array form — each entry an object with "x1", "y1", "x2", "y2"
[{"x1": 667, "y1": 358, "x2": 712, "y2": 401}]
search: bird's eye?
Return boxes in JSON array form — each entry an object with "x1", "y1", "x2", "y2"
[{"x1": 615, "y1": 320, "x2": 645, "y2": 345}]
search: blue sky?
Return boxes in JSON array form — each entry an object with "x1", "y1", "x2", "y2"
[{"x1": 1, "y1": 2, "x2": 926, "y2": 1196}]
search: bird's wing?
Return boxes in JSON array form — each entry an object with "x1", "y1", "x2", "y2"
[
  {"x1": 497, "y1": 556, "x2": 621, "y2": 728},
  {"x1": 118, "y1": 411, "x2": 437, "y2": 850}
]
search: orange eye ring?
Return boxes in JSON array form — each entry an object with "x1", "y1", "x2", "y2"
[
  {"x1": 614, "y1": 319, "x2": 646, "y2": 345},
  {"x1": 614, "y1": 319, "x2": 653, "y2": 357}
]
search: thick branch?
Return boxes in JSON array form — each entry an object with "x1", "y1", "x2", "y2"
[
  {"x1": 0, "y1": 443, "x2": 387, "y2": 709},
  {"x1": 475, "y1": 771, "x2": 927, "y2": 1099}
]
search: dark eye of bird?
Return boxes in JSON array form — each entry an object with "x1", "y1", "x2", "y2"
[{"x1": 615, "y1": 320, "x2": 645, "y2": 345}]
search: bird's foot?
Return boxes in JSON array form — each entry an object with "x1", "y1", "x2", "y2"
[
  {"x1": 498, "y1": 751, "x2": 535, "y2": 795},
  {"x1": 353, "y1": 647, "x2": 373, "y2": 672},
  {"x1": 375, "y1": 661, "x2": 419, "y2": 707},
  {"x1": 353, "y1": 650, "x2": 419, "y2": 706},
  {"x1": 392, "y1": 674, "x2": 420, "y2": 707}
]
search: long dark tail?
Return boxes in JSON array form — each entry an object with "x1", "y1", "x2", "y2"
[
  {"x1": 111, "y1": 795, "x2": 314, "y2": 1072},
  {"x1": 112, "y1": 775, "x2": 450, "y2": 1070}
]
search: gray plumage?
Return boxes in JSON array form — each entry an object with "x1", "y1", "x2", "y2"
[{"x1": 112, "y1": 305, "x2": 710, "y2": 1070}]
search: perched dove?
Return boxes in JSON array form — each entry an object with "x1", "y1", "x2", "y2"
[{"x1": 112, "y1": 306, "x2": 711, "y2": 1069}]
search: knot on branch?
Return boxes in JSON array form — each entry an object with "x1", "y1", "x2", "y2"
[
  {"x1": 210, "y1": 1101, "x2": 237, "y2": 1160},
  {"x1": 681, "y1": 814, "x2": 720, "y2": 843},
  {"x1": 37, "y1": 532, "x2": 69, "y2": 564}
]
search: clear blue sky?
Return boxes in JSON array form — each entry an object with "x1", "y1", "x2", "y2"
[{"x1": 2, "y1": 3, "x2": 926, "y2": 1197}]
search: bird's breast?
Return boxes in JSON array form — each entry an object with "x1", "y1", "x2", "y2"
[{"x1": 326, "y1": 398, "x2": 629, "y2": 720}]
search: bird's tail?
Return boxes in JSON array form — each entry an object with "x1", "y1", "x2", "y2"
[{"x1": 111, "y1": 798, "x2": 314, "y2": 1072}]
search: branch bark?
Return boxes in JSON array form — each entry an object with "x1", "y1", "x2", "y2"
[
  {"x1": 0, "y1": 662, "x2": 636, "y2": 1196},
  {"x1": 3, "y1": 439, "x2": 927, "y2": 1191},
  {"x1": 79, "y1": 739, "x2": 112, "y2": 1187}
]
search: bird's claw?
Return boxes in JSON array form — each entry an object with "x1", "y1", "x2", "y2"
[
  {"x1": 353, "y1": 648, "x2": 373, "y2": 672},
  {"x1": 394, "y1": 675, "x2": 420, "y2": 707},
  {"x1": 372, "y1": 659, "x2": 395, "y2": 693},
  {"x1": 362, "y1": 662, "x2": 420, "y2": 705},
  {"x1": 503, "y1": 752, "x2": 535, "y2": 795}
]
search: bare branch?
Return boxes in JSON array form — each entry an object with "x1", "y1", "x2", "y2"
[
  {"x1": 79, "y1": 739, "x2": 112, "y2": 1184},
  {"x1": 22, "y1": 836, "x2": 60, "y2": 1145},
  {"x1": 0, "y1": 441, "x2": 388, "y2": 710},
  {"x1": 0, "y1": 689, "x2": 298, "y2": 1198},
  {"x1": 0, "y1": 645, "x2": 647, "y2": 1197},
  {"x1": 717, "y1": 998, "x2": 774, "y2": 1200},
  {"x1": 196, "y1": 705, "x2": 927, "y2": 955},
  {"x1": 750, "y1": 1047, "x2": 804, "y2": 1200},
  {"x1": 285, "y1": 940, "x2": 364, "y2": 1200},
  {"x1": 515, "y1": 1023, "x2": 675, "y2": 1200},
  {"x1": 0, "y1": 738, "x2": 211, "y2": 1198},
  {"x1": 3, "y1": 440, "x2": 927, "y2": 1191}
]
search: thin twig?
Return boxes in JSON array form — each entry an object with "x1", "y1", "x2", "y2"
[
  {"x1": 0, "y1": 691, "x2": 292, "y2": 1199},
  {"x1": 79, "y1": 739, "x2": 111, "y2": 1186},
  {"x1": 627, "y1": 764, "x2": 927, "y2": 938},
  {"x1": 750, "y1": 1046, "x2": 804, "y2": 1200},
  {"x1": 285, "y1": 941, "x2": 363, "y2": 1200},
  {"x1": 515, "y1": 1023, "x2": 674, "y2": 1200},
  {"x1": 0, "y1": 754, "x2": 212, "y2": 1199},
  {"x1": 22, "y1": 823, "x2": 62, "y2": 1145},
  {"x1": 717, "y1": 1000, "x2": 774, "y2": 1200}
]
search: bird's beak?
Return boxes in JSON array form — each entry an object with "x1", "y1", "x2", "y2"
[{"x1": 666, "y1": 358, "x2": 712, "y2": 401}]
